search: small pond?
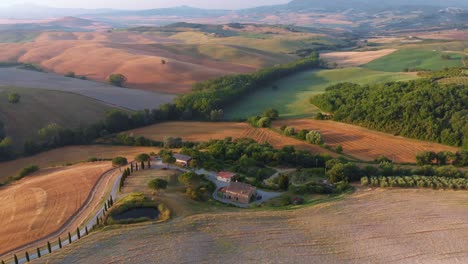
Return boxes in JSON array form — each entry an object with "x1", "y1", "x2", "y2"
[{"x1": 113, "y1": 207, "x2": 159, "y2": 221}]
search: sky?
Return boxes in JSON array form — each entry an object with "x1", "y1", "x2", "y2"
[{"x1": 0, "y1": 0, "x2": 291, "y2": 9}]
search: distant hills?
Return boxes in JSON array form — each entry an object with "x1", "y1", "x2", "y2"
[{"x1": 0, "y1": 1, "x2": 466, "y2": 34}]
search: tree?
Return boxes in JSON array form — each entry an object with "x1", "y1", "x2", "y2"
[
  {"x1": 305, "y1": 131, "x2": 323, "y2": 145},
  {"x1": 257, "y1": 117, "x2": 271, "y2": 128},
  {"x1": 104, "y1": 110, "x2": 130, "y2": 133},
  {"x1": 327, "y1": 163, "x2": 346, "y2": 183},
  {"x1": 65, "y1": 72, "x2": 75, "y2": 78},
  {"x1": 161, "y1": 59, "x2": 166, "y2": 64},
  {"x1": 283, "y1": 126, "x2": 295, "y2": 136},
  {"x1": 262, "y1": 108, "x2": 279, "y2": 120},
  {"x1": 8, "y1": 93, "x2": 20, "y2": 104},
  {"x1": 135, "y1": 153, "x2": 150, "y2": 162},
  {"x1": 108, "y1": 73, "x2": 127, "y2": 87},
  {"x1": 416, "y1": 151, "x2": 436, "y2": 166},
  {"x1": 278, "y1": 174, "x2": 290, "y2": 190},
  {"x1": 112, "y1": 157, "x2": 128, "y2": 171},
  {"x1": 178, "y1": 172, "x2": 199, "y2": 186},
  {"x1": 148, "y1": 179, "x2": 168, "y2": 190},
  {"x1": 210, "y1": 109, "x2": 224, "y2": 121}
]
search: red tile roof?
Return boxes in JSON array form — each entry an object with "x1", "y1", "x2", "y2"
[{"x1": 217, "y1": 171, "x2": 236, "y2": 179}]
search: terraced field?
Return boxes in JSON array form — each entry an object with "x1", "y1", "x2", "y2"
[{"x1": 273, "y1": 119, "x2": 460, "y2": 163}]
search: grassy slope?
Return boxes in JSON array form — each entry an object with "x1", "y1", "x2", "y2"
[
  {"x1": 153, "y1": 43, "x2": 295, "y2": 68},
  {"x1": 0, "y1": 87, "x2": 117, "y2": 149},
  {"x1": 169, "y1": 31, "x2": 340, "y2": 54},
  {"x1": 224, "y1": 67, "x2": 419, "y2": 119},
  {"x1": 364, "y1": 49, "x2": 464, "y2": 72}
]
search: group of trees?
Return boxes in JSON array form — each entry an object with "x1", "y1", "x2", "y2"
[
  {"x1": 171, "y1": 137, "x2": 330, "y2": 187},
  {"x1": 175, "y1": 53, "x2": 320, "y2": 119},
  {"x1": 362, "y1": 176, "x2": 468, "y2": 190},
  {"x1": 247, "y1": 108, "x2": 279, "y2": 128},
  {"x1": 311, "y1": 79, "x2": 467, "y2": 147},
  {"x1": 416, "y1": 150, "x2": 468, "y2": 167},
  {"x1": 177, "y1": 172, "x2": 215, "y2": 201},
  {"x1": 279, "y1": 126, "x2": 324, "y2": 145},
  {"x1": 325, "y1": 158, "x2": 467, "y2": 185}
]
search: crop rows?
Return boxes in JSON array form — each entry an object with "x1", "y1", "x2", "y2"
[{"x1": 361, "y1": 176, "x2": 468, "y2": 190}]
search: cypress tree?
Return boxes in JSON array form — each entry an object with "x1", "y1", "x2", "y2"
[
  {"x1": 110, "y1": 196, "x2": 114, "y2": 206},
  {"x1": 147, "y1": 159, "x2": 151, "y2": 168},
  {"x1": 14, "y1": 255, "x2": 18, "y2": 264},
  {"x1": 37, "y1": 248, "x2": 41, "y2": 258},
  {"x1": 130, "y1": 163, "x2": 133, "y2": 172},
  {"x1": 135, "y1": 163, "x2": 139, "y2": 171},
  {"x1": 2, "y1": 259, "x2": 5, "y2": 264},
  {"x1": 58, "y1": 237, "x2": 62, "y2": 248},
  {"x1": 68, "y1": 232, "x2": 72, "y2": 243},
  {"x1": 77, "y1": 227, "x2": 81, "y2": 239},
  {"x1": 85, "y1": 226, "x2": 89, "y2": 235},
  {"x1": 25, "y1": 251, "x2": 30, "y2": 262},
  {"x1": 104, "y1": 203, "x2": 108, "y2": 211},
  {"x1": 96, "y1": 216, "x2": 100, "y2": 225},
  {"x1": 47, "y1": 241, "x2": 52, "y2": 253},
  {"x1": 141, "y1": 161, "x2": 145, "y2": 169}
]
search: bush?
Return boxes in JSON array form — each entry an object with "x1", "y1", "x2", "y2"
[
  {"x1": 108, "y1": 73, "x2": 127, "y2": 87},
  {"x1": 18, "y1": 165, "x2": 39, "y2": 178},
  {"x1": 8, "y1": 93, "x2": 20, "y2": 104},
  {"x1": 148, "y1": 179, "x2": 168, "y2": 190}
]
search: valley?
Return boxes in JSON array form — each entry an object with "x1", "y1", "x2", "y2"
[{"x1": 0, "y1": 0, "x2": 466, "y2": 263}]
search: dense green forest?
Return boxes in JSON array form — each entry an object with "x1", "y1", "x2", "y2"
[
  {"x1": 311, "y1": 79, "x2": 467, "y2": 147},
  {"x1": 175, "y1": 53, "x2": 321, "y2": 118}
]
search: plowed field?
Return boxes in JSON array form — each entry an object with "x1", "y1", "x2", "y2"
[{"x1": 274, "y1": 119, "x2": 459, "y2": 163}]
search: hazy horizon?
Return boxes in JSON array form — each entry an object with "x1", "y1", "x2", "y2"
[{"x1": 0, "y1": 0, "x2": 291, "y2": 10}]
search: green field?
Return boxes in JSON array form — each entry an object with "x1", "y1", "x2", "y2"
[
  {"x1": 364, "y1": 49, "x2": 464, "y2": 72},
  {"x1": 0, "y1": 87, "x2": 118, "y2": 149},
  {"x1": 154, "y1": 43, "x2": 295, "y2": 68},
  {"x1": 224, "y1": 67, "x2": 419, "y2": 119},
  {"x1": 438, "y1": 76, "x2": 468, "y2": 86},
  {"x1": 169, "y1": 31, "x2": 344, "y2": 54}
]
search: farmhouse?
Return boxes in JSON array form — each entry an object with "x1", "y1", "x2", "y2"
[
  {"x1": 173, "y1": 153, "x2": 192, "y2": 166},
  {"x1": 223, "y1": 182, "x2": 257, "y2": 204},
  {"x1": 217, "y1": 171, "x2": 236, "y2": 183}
]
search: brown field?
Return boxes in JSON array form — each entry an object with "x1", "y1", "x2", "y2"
[
  {"x1": 127, "y1": 122, "x2": 337, "y2": 156},
  {"x1": 0, "y1": 162, "x2": 112, "y2": 255},
  {"x1": 411, "y1": 30, "x2": 468, "y2": 41},
  {"x1": 0, "y1": 145, "x2": 157, "y2": 182},
  {"x1": 37, "y1": 188, "x2": 468, "y2": 263},
  {"x1": 321, "y1": 49, "x2": 397, "y2": 67},
  {"x1": 274, "y1": 119, "x2": 459, "y2": 163},
  {"x1": 0, "y1": 31, "x2": 274, "y2": 94}
]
